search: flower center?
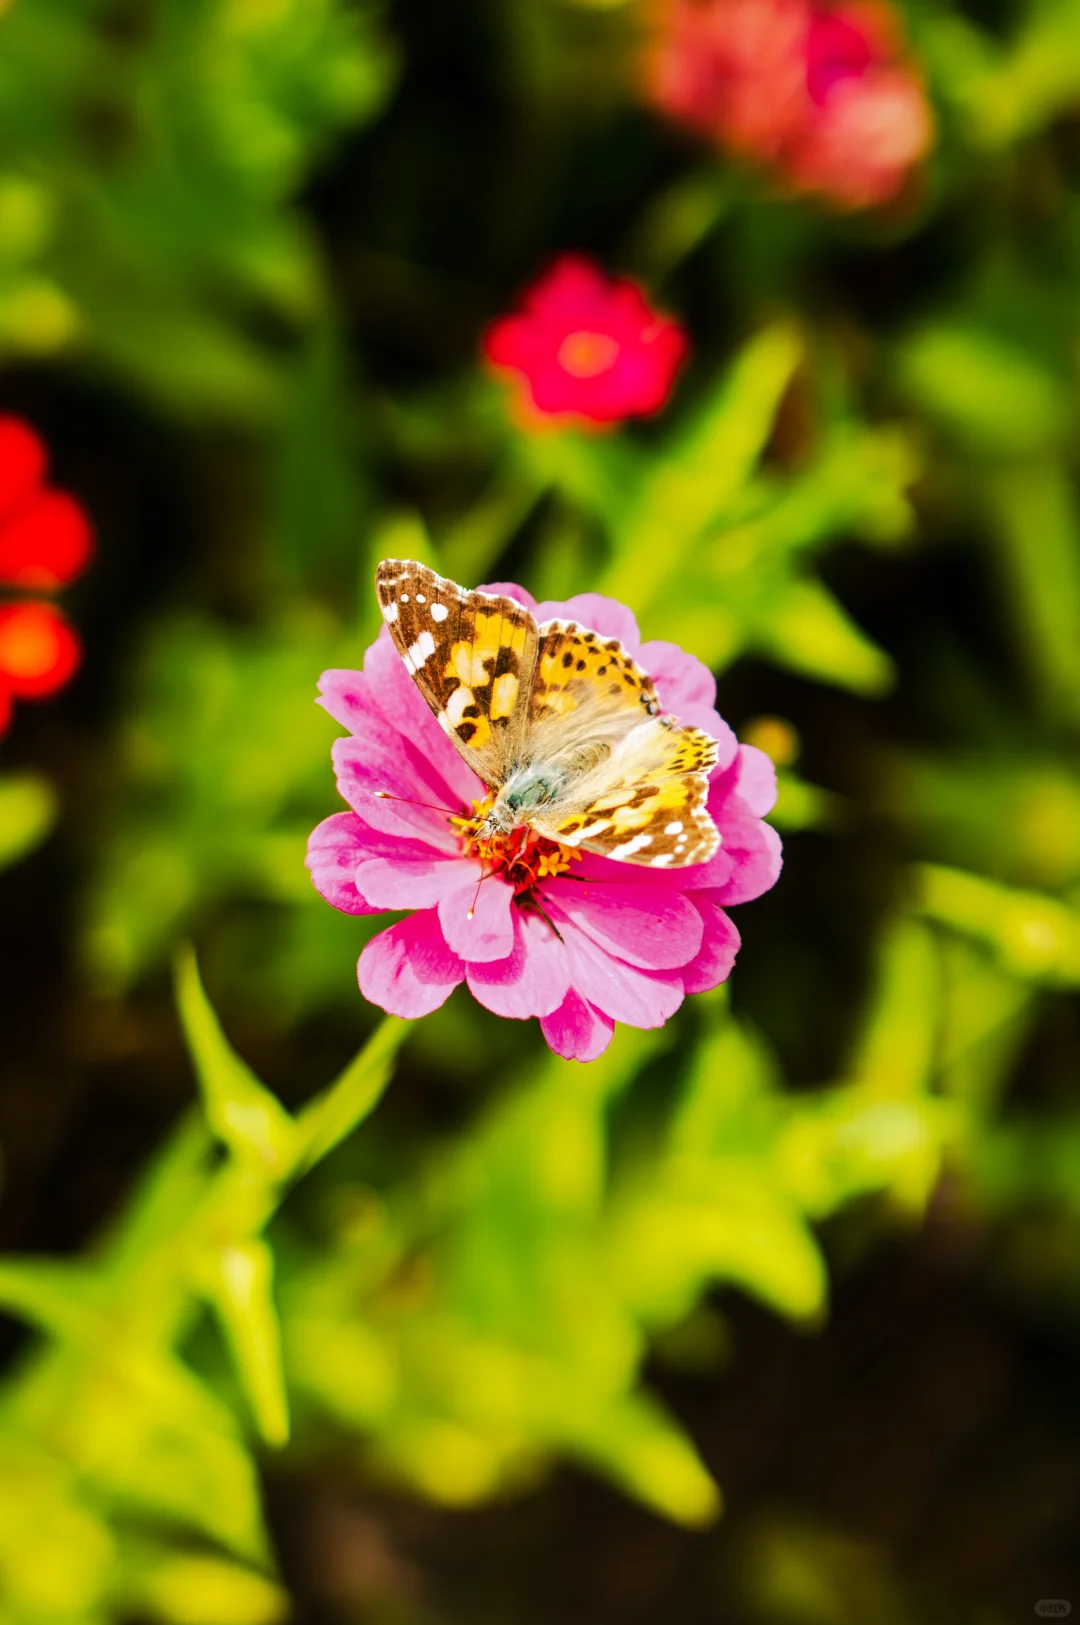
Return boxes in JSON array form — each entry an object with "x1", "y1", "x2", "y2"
[
  {"x1": 451, "y1": 793, "x2": 581, "y2": 895},
  {"x1": 557, "y1": 330, "x2": 620, "y2": 380}
]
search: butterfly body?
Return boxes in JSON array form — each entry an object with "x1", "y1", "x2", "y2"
[{"x1": 376, "y1": 560, "x2": 722, "y2": 868}]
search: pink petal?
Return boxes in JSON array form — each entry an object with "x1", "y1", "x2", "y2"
[
  {"x1": 358, "y1": 910, "x2": 465, "y2": 1018},
  {"x1": 306, "y1": 813, "x2": 382, "y2": 916},
  {"x1": 466, "y1": 908, "x2": 571, "y2": 1018},
  {"x1": 638, "y1": 639, "x2": 717, "y2": 710},
  {"x1": 476, "y1": 580, "x2": 538, "y2": 611},
  {"x1": 711, "y1": 802, "x2": 783, "y2": 904},
  {"x1": 483, "y1": 313, "x2": 534, "y2": 370},
  {"x1": 682, "y1": 895, "x2": 741, "y2": 993},
  {"x1": 540, "y1": 989, "x2": 615, "y2": 1062},
  {"x1": 537, "y1": 254, "x2": 609, "y2": 319},
  {"x1": 673, "y1": 841, "x2": 735, "y2": 892},
  {"x1": 331, "y1": 736, "x2": 460, "y2": 852},
  {"x1": 551, "y1": 912, "x2": 684, "y2": 1027},
  {"x1": 533, "y1": 593, "x2": 641, "y2": 651},
  {"x1": 438, "y1": 874, "x2": 517, "y2": 963},
  {"x1": 573, "y1": 850, "x2": 675, "y2": 884},
  {"x1": 542, "y1": 877, "x2": 702, "y2": 970},
  {"x1": 356, "y1": 853, "x2": 479, "y2": 910},
  {"x1": 678, "y1": 766, "x2": 783, "y2": 900},
  {"x1": 734, "y1": 743, "x2": 779, "y2": 817},
  {"x1": 317, "y1": 669, "x2": 383, "y2": 736},
  {"x1": 363, "y1": 629, "x2": 484, "y2": 806}
]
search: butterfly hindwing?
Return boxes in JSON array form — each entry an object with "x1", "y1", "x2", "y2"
[
  {"x1": 376, "y1": 560, "x2": 538, "y2": 786},
  {"x1": 528, "y1": 716, "x2": 720, "y2": 867}
]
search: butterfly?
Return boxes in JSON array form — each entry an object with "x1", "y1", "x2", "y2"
[{"x1": 375, "y1": 560, "x2": 721, "y2": 868}]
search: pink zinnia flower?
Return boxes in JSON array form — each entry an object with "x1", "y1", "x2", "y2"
[
  {"x1": 482, "y1": 256, "x2": 689, "y2": 430},
  {"x1": 307, "y1": 582, "x2": 781, "y2": 1063},
  {"x1": 645, "y1": 0, "x2": 933, "y2": 210}
]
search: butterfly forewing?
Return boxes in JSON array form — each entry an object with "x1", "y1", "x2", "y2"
[{"x1": 376, "y1": 560, "x2": 538, "y2": 787}]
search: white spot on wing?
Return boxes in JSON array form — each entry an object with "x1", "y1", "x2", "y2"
[
  {"x1": 382, "y1": 601, "x2": 399, "y2": 623},
  {"x1": 403, "y1": 630, "x2": 436, "y2": 672},
  {"x1": 611, "y1": 833, "x2": 654, "y2": 859},
  {"x1": 415, "y1": 592, "x2": 426, "y2": 603},
  {"x1": 400, "y1": 593, "x2": 409, "y2": 602},
  {"x1": 431, "y1": 602, "x2": 449, "y2": 622},
  {"x1": 665, "y1": 821, "x2": 684, "y2": 835},
  {"x1": 648, "y1": 853, "x2": 675, "y2": 868},
  {"x1": 446, "y1": 685, "x2": 475, "y2": 725},
  {"x1": 576, "y1": 819, "x2": 614, "y2": 841}
]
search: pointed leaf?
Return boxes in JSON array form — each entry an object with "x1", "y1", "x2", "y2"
[
  {"x1": 0, "y1": 772, "x2": 57, "y2": 871},
  {"x1": 205, "y1": 1239, "x2": 290, "y2": 1448},
  {"x1": 174, "y1": 945, "x2": 297, "y2": 1174},
  {"x1": 293, "y1": 1015, "x2": 406, "y2": 1172},
  {"x1": 756, "y1": 578, "x2": 894, "y2": 694}
]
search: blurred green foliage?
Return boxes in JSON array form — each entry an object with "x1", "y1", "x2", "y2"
[
  {"x1": 1, "y1": 0, "x2": 1080, "y2": 1621},
  {"x1": 0, "y1": 0, "x2": 394, "y2": 411}
]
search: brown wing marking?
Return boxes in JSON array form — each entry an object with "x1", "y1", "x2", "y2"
[
  {"x1": 375, "y1": 559, "x2": 538, "y2": 785},
  {"x1": 529, "y1": 620, "x2": 663, "y2": 729}
]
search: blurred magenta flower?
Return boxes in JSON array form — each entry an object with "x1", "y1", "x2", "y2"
[
  {"x1": 308, "y1": 582, "x2": 781, "y2": 1062},
  {"x1": 482, "y1": 255, "x2": 688, "y2": 429},
  {"x1": 646, "y1": 0, "x2": 933, "y2": 210},
  {"x1": 0, "y1": 416, "x2": 91, "y2": 739}
]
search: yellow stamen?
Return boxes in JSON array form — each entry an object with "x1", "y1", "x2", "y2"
[{"x1": 451, "y1": 793, "x2": 581, "y2": 894}]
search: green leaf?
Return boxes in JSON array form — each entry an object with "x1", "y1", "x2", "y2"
[
  {"x1": 983, "y1": 460, "x2": 1080, "y2": 726},
  {"x1": 293, "y1": 1015, "x2": 406, "y2": 1172},
  {"x1": 0, "y1": 772, "x2": 57, "y2": 871},
  {"x1": 842, "y1": 917, "x2": 940, "y2": 1097},
  {"x1": 915, "y1": 863, "x2": 1080, "y2": 984},
  {"x1": 205, "y1": 1240, "x2": 289, "y2": 1449},
  {"x1": 755, "y1": 578, "x2": 894, "y2": 695},
  {"x1": 0, "y1": 1258, "x2": 108, "y2": 1344},
  {"x1": 567, "y1": 1391, "x2": 721, "y2": 1528},
  {"x1": 174, "y1": 945, "x2": 297, "y2": 1174},
  {"x1": 603, "y1": 322, "x2": 804, "y2": 611},
  {"x1": 897, "y1": 323, "x2": 1072, "y2": 455},
  {"x1": 122, "y1": 1553, "x2": 288, "y2": 1625}
]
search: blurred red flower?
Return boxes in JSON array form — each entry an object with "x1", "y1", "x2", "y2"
[
  {"x1": 645, "y1": 0, "x2": 933, "y2": 210},
  {"x1": 0, "y1": 416, "x2": 93, "y2": 591},
  {"x1": 0, "y1": 601, "x2": 81, "y2": 699},
  {"x1": 0, "y1": 415, "x2": 92, "y2": 738},
  {"x1": 483, "y1": 255, "x2": 688, "y2": 429}
]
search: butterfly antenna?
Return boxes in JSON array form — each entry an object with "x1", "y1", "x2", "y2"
[{"x1": 375, "y1": 790, "x2": 460, "y2": 816}]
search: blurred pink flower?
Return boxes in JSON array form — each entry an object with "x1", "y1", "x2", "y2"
[
  {"x1": 646, "y1": 0, "x2": 933, "y2": 209},
  {"x1": 482, "y1": 255, "x2": 688, "y2": 429},
  {"x1": 307, "y1": 583, "x2": 781, "y2": 1063}
]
